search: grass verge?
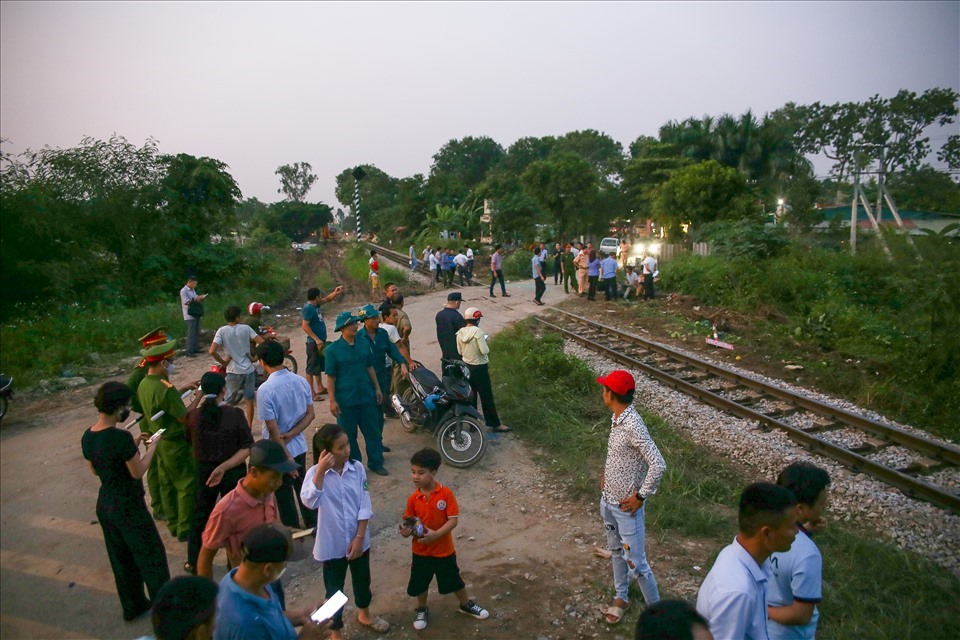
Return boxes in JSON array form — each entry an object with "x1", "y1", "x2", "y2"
[
  {"x1": 0, "y1": 251, "x2": 297, "y2": 389},
  {"x1": 490, "y1": 320, "x2": 960, "y2": 640},
  {"x1": 344, "y1": 243, "x2": 423, "y2": 295}
]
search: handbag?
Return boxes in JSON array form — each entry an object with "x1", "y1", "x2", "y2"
[{"x1": 187, "y1": 300, "x2": 204, "y2": 319}]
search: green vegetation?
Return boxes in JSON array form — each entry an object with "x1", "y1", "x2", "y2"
[
  {"x1": 490, "y1": 321, "x2": 960, "y2": 640},
  {"x1": 662, "y1": 228, "x2": 960, "y2": 439},
  {"x1": 343, "y1": 243, "x2": 417, "y2": 293},
  {"x1": 0, "y1": 251, "x2": 296, "y2": 388}
]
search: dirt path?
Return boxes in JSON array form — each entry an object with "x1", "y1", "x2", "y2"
[{"x1": 2, "y1": 270, "x2": 688, "y2": 639}]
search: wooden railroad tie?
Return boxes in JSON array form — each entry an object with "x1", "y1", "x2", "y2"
[
  {"x1": 798, "y1": 415, "x2": 839, "y2": 432},
  {"x1": 761, "y1": 401, "x2": 800, "y2": 417}
]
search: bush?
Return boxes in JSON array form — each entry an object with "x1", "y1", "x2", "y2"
[{"x1": 501, "y1": 248, "x2": 536, "y2": 280}]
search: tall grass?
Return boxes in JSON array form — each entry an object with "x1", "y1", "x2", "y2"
[
  {"x1": 344, "y1": 243, "x2": 420, "y2": 292},
  {"x1": 0, "y1": 252, "x2": 297, "y2": 388},
  {"x1": 490, "y1": 321, "x2": 960, "y2": 640}
]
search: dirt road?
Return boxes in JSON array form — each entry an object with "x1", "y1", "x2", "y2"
[{"x1": 1, "y1": 276, "x2": 681, "y2": 639}]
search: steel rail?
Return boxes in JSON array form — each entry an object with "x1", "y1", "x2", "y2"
[
  {"x1": 552, "y1": 308, "x2": 960, "y2": 467},
  {"x1": 536, "y1": 316, "x2": 960, "y2": 514}
]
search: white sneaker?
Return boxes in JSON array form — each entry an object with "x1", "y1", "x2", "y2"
[{"x1": 413, "y1": 607, "x2": 429, "y2": 630}]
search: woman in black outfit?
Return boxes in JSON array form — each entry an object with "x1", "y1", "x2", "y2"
[
  {"x1": 183, "y1": 371, "x2": 253, "y2": 575},
  {"x1": 81, "y1": 381, "x2": 171, "y2": 621}
]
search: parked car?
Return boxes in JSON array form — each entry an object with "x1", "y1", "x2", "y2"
[{"x1": 599, "y1": 237, "x2": 619, "y2": 256}]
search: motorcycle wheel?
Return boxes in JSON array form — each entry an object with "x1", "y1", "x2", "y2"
[
  {"x1": 436, "y1": 415, "x2": 487, "y2": 468},
  {"x1": 284, "y1": 354, "x2": 298, "y2": 374},
  {"x1": 0, "y1": 394, "x2": 7, "y2": 420},
  {"x1": 399, "y1": 387, "x2": 421, "y2": 433}
]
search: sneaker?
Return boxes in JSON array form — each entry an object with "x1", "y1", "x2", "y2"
[
  {"x1": 413, "y1": 607, "x2": 429, "y2": 630},
  {"x1": 459, "y1": 600, "x2": 489, "y2": 620}
]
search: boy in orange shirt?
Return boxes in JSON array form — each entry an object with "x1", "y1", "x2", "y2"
[{"x1": 399, "y1": 448, "x2": 489, "y2": 631}]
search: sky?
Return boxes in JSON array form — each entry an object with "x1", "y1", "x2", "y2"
[{"x1": 2, "y1": 1, "x2": 958, "y2": 208}]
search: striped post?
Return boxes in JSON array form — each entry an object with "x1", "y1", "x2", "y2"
[
  {"x1": 352, "y1": 166, "x2": 366, "y2": 241},
  {"x1": 353, "y1": 180, "x2": 361, "y2": 240}
]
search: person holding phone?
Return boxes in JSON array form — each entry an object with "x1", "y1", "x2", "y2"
[
  {"x1": 215, "y1": 524, "x2": 332, "y2": 640},
  {"x1": 82, "y1": 381, "x2": 171, "y2": 622},
  {"x1": 181, "y1": 275, "x2": 208, "y2": 357}
]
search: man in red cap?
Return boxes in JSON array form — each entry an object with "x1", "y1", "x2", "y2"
[{"x1": 596, "y1": 369, "x2": 666, "y2": 625}]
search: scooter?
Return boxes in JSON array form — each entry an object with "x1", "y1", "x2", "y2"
[
  {"x1": 0, "y1": 374, "x2": 13, "y2": 420},
  {"x1": 391, "y1": 359, "x2": 488, "y2": 468}
]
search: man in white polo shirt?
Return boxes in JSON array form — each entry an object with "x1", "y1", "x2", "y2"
[
  {"x1": 210, "y1": 305, "x2": 264, "y2": 426},
  {"x1": 696, "y1": 483, "x2": 798, "y2": 640}
]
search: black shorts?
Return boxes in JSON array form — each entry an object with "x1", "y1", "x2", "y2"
[
  {"x1": 407, "y1": 553, "x2": 465, "y2": 597},
  {"x1": 305, "y1": 342, "x2": 325, "y2": 376}
]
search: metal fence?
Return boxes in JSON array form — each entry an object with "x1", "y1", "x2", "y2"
[{"x1": 658, "y1": 242, "x2": 711, "y2": 263}]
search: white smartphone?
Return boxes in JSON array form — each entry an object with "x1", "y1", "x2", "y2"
[
  {"x1": 146, "y1": 428, "x2": 166, "y2": 445},
  {"x1": 310, "y1": 590, "x2": 348, "y2": 623}
]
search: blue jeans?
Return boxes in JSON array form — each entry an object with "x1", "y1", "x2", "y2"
[{"x1": 600, "y1": 499, "x2": 660, "y2": 604}]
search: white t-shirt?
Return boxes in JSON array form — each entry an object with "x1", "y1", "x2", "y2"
[
  {"x1": 641, "y1": 255, "x2": 658, "y2": 275},
  {"x1": 454, "y1": 253, "x2": 468, "y2": 268},
  {"x1": 428, "y1": 253, "x2": 440, "y2": 270},
  {"x1": 380, "y1": 323, "x2": 402, "y2": 369},
  {"x1": 466, "y1": 248, "x2": 474, "y2": 260},
  {"x1": 369, "y1": 257, "x2": 379, "y2": 278},
  {"x1": 625, "y1": 271, "x2": 640, "y2": 287},
  {"x1": 213, "y1": 323, "x2": 259, "y2": 375}
]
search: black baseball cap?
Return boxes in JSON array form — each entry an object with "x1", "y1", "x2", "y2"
[
  {"x1": 248, "y1": 440, "x2": 299, "y2": 473},
  {"x1": 241, "y1": 523, "x2": 292, "y2": 563},
  {"x1": 447, "y1": 292, "x2": 463, "y2": 301}
]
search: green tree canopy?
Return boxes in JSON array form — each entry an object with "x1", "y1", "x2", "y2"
[
  {"x1": 522, "y1": 151, "x2": 598, "y2": 241},
  {"x1": 651, "y1": 160, "x2": 757, "y2": 239},
  {"x1": 275, "y1": 162, "x2": 318, "y2": 202}
]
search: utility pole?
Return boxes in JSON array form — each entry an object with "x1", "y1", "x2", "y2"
[{"x1": 352, "y1": 166, "x2": 366, "y2": 240}]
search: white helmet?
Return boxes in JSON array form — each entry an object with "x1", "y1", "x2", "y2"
[{"x1": 463, "y1": 306, "x2": 482, "y2": 321}]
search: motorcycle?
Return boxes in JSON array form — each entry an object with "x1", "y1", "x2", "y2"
[
  {"x1": 0, "y1": 374, "x2": 13, "y2": 420},
  {"x1": 391, "y1": 359, "x2": 488, "y2": 468}
]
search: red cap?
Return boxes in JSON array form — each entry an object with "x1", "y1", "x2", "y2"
[{"x1": 596, "y1": 370, "x2": 635, "y2": 395}]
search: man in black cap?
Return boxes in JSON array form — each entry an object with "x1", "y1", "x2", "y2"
[
  {"x1": 215, "y1": 523, "x2": 332, "y2": 640},
  {"x1": 197, "y1": 440, "x2": 296, "y2": 579},
  {"x1": 435, "y1": 292, "x2": 465, "y2": 365}
]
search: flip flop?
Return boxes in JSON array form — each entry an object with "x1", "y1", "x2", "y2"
[
  {"x1": 490, "y1": 425, "x2": 512, "y2": 433},
  {"x1": 358, "y1": 615, "x2": 391, "y2": 633}
]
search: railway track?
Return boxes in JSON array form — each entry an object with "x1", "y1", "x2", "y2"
[
  {"x1": 362, "y1": 240, "x2": 480, "y2": 288},
  {"x1": 537, "y1": 308, "x2": 960, "y2": 514}
]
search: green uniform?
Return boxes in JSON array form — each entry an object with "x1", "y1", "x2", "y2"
[
  {"x1": 325, "y1": 337, "x2": 384, "y2": 470},
  {"x1": 137, "y1": 374, "x2": 197, "y2": 538},
  {"x1": 127, "y1": 364, "x2": 163, "y2": 517},
  {"x1": 562, "y1": 253, "x2": 576, "y2": 294}
]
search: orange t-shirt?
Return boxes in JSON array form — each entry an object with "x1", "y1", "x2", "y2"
[{"x1": 403, "y1": 483, "x2": 459, "y2": 558}]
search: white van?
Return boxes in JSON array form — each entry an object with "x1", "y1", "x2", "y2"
[{"x1": 599, "y1": 237, "x2": 619, "y2": 256}]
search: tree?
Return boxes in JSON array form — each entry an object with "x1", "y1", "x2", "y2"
[
  {"x1": 263, "y1": 201, "x2": 333, "y2": 241},
  {"x1": 651, "y1": 160, "x2": 758, "y2": 239},
  {"x1": 275, "y1": 162, "x2": 318, "y2": 202},
  {"x1": 938, "y1": 134, "x2": 960, "y2": 170},
  {"x1": 887, "y1": 165, "x2": 960, "y2": 213},
  {"x1": 428, "y1": 136, "x2": 505, "y2": 205},
  {"x1": 623, "y1": 136, "x2": 692, "y2": 217},
  {"x1": 522, "y1": 151, "x2": 597, "y2": 241},
  {"x1": 334, "y1": 165, "x2": 400, "y2": 235},
  {"x1": 474, "y1": 172, "x2": 543, "y2": 243},
  {"x1": 554, "y1": 130, "x2": 624, "y2": 181}
]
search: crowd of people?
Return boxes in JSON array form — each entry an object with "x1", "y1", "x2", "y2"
[{"x1": 80, "y1": 269, "x2": 829, "y2": 640}]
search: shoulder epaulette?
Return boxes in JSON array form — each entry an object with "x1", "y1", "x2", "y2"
[{"x1": 161, "y1": 379, "x2": 175, "y2": 388}]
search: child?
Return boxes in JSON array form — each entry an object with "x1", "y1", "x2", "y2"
[
  {"x1": 767, "y1": 462, "x2": 831, "y2": 640},
  {"x1": 369, "y1": 250, "x2": 380, "y2": 299},
  {"x1": 301, "y1": 424, "x2": 390, "y2": 637},
  {"x1": 400, "y1": 448, "x2": 489, "y2": 631}
]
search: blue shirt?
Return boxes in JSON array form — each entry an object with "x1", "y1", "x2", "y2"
[
  {"x1": 215, "y1": 569, "x2": 296, "y2": 640},
  {"x1": 257, "y1": 369, "x2": 312, "y2": 458},
  {"x1": 300, "y1": 460, "x2": 374, "y2": 562},
  {"x1": 768, "y1": 528, "x2": 822, "y2": 640},
  {"x1": 324, "y1": 337, "x2": 377, "y2": 407},
  {"x1": 587, "y1": 258, "x2": 601, "y2": 277},
  {"x1": 301, "y1": 302, "x2": 326, "y2": 344},
  {"x1": 601, "y1": 256, "x2": 618, "y2": 279},
  {"x1": 441, "y1": 253, "x2": 454, "y2": 271},
  {"x1": 532, "y1": 255, "x2": 543, "y2": 278},
  {"x1": 357, "y1": 326, "x2": 406, "y2": 379},
  {"x1": 697, "y1": 538, "x2": 772, "y2": 640}
]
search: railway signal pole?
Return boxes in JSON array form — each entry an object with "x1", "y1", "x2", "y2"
[{"x1": 352, "y1": 166, "x2": 366, "y2": 240}]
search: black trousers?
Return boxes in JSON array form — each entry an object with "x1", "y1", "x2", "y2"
[
  {"x1": 467, "y1": 362, "x2": 501, "y2": 428},
  {"x1": 187, "y1": 462, "x2": 247, "y2": 566},
  {"x1": 98, "y1": 498, "x2": 171, "y2": 620},
  {"x1": 643, "y1": 273, "x2": 655, "y2": 299},
  {"x1": 490, "y1": 269, "x2": 506, "y2": 295},
  {"x1": 276, "y1": 452, "x2": 317, "y2": 529},
  {"x1": 322, "y1": 550, "x2": 372, "y2": 630},
  {"x1": 588, "y1": 275, "x2": 599, "y2": 300},
  {"x1": 554, "y1": 259, "x2": 562, "y2": 284},
  {"x1": 604, "y1": 277, "x2": 617, "y2": 300},
  {"x1": 534, "y1": 276, "x2": 546, "y2": 302}
]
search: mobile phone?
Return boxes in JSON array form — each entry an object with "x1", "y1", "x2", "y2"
[
  {"x1": 310, "y1": 590, "x2": 348, "y2": 623},
  {"x1": 146, "y1": 428, "x2": 166, "y2": 445}
]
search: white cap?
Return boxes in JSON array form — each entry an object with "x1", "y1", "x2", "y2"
[{"x1": 463, "y1": 306, "x2": 482, "y2": 320}]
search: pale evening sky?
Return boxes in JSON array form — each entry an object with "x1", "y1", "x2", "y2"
[{"x1": 1, "y1": 1, "x2": 958, "y2": 208}]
